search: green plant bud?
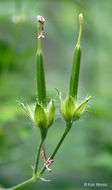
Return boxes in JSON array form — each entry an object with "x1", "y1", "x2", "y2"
[
  {"x1": 73, "y1": 96, "x2": 91, "y2": 121},
  {"x1": 34, "y1": 103, "x2": 47, "y2": 128},
  {"x1": 47, "y1": 99, "x2": 55, "y2": 128},
  {"x1": 60, "y1": 96, "x2": 75, "y2": 122}
]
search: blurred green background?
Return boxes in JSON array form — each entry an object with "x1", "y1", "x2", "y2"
[{"x1": 0, "y1": 0, "x2": 112, "y2": 189}]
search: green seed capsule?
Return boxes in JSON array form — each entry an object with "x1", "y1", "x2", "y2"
[
  {"x1": 69, "y1": 13, "x2": 83, "y2": 100},
  {"x1": 18, "y1": 17, "x2": 56, "y2": 143},
  {"x1": 69, "y1": 45, "x2": 81, "y2": 100},
  {"x1": 36, "y1": 49, "x2": 46, "y2": 107},
  {"x1": 36, "y1": 18, "x2": 46, "y2": 107},
  {"x1": 58, "y1": 14, "x2": 91, "y2": 124}
]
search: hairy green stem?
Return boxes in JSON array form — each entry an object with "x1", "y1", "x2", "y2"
[{"x1": 39, "y1": 122, "x2": 72, "y2": 175}]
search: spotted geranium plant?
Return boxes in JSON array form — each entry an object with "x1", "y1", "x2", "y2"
[{"x1": 0, "y1": 13, "x2": 91, "y2": 190}]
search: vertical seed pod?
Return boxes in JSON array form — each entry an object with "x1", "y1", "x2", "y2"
[
  {"x1": 69, "y1": 13, "x2": 84, "y2": 100},
  {"x1": 36, "y1": 16, "x2": 46, "y2": 107}
]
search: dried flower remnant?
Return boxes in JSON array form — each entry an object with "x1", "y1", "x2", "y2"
[
  {"x1": 37, "y1": 16, "x2": 45, "y2": 39},
  {"x1": 41, "y1": 144, "x2": 54, "y2": 172},
  {"x1": 37, "y1": 15, "x2": 45, "y2": 23}
]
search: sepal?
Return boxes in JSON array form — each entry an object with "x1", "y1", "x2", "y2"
[
  {"x1": 17, "y1": 100, "x2": 34, "y2": 120},
  {"x1": 73, "y1": 96, "x2": 91, "y2": 121},
  {"x1": 60, "y1": 95, "x2": 76, "y2": 122},
  {"x1": 34, "y1": 103, "x2": 47, "y2": 128},
  {"x1": 47, "y1": 99, "x2": 55, "y2": 128}
]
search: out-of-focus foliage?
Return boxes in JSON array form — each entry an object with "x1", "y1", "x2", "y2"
[{"x1": 0, "y1": 0, "x2": 112, "y2": 190}]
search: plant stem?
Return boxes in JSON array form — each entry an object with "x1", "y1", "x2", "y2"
[
  {"x1": 77, "y1": 22, "x2": 82, "y2": 45},
  {"x1": 39, "y1": 122, "x2": 72, "y2": 175},
  {"x1": 5, "y1": 176, "x2": 39, "y2": 190},
  {"x1": 1, "y1": 122, "x2": 72, "y2": 190},
  {"x1": 38, "y1": 22, "x2": 41, "y2": 50},
  {"x1": 3, "y1": 139, "x2": 43, "y2": 190},
  {"x1": 34, "y1": 139, "x2": 43, "y2": 175}
]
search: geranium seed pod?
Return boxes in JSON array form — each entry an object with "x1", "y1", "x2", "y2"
[
  {"x1": 36, "y1": 16, "x2": 47, "y2": 107},
  {"x1": 69, "y1": 13, "x2": 83, "y2": 100}
]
